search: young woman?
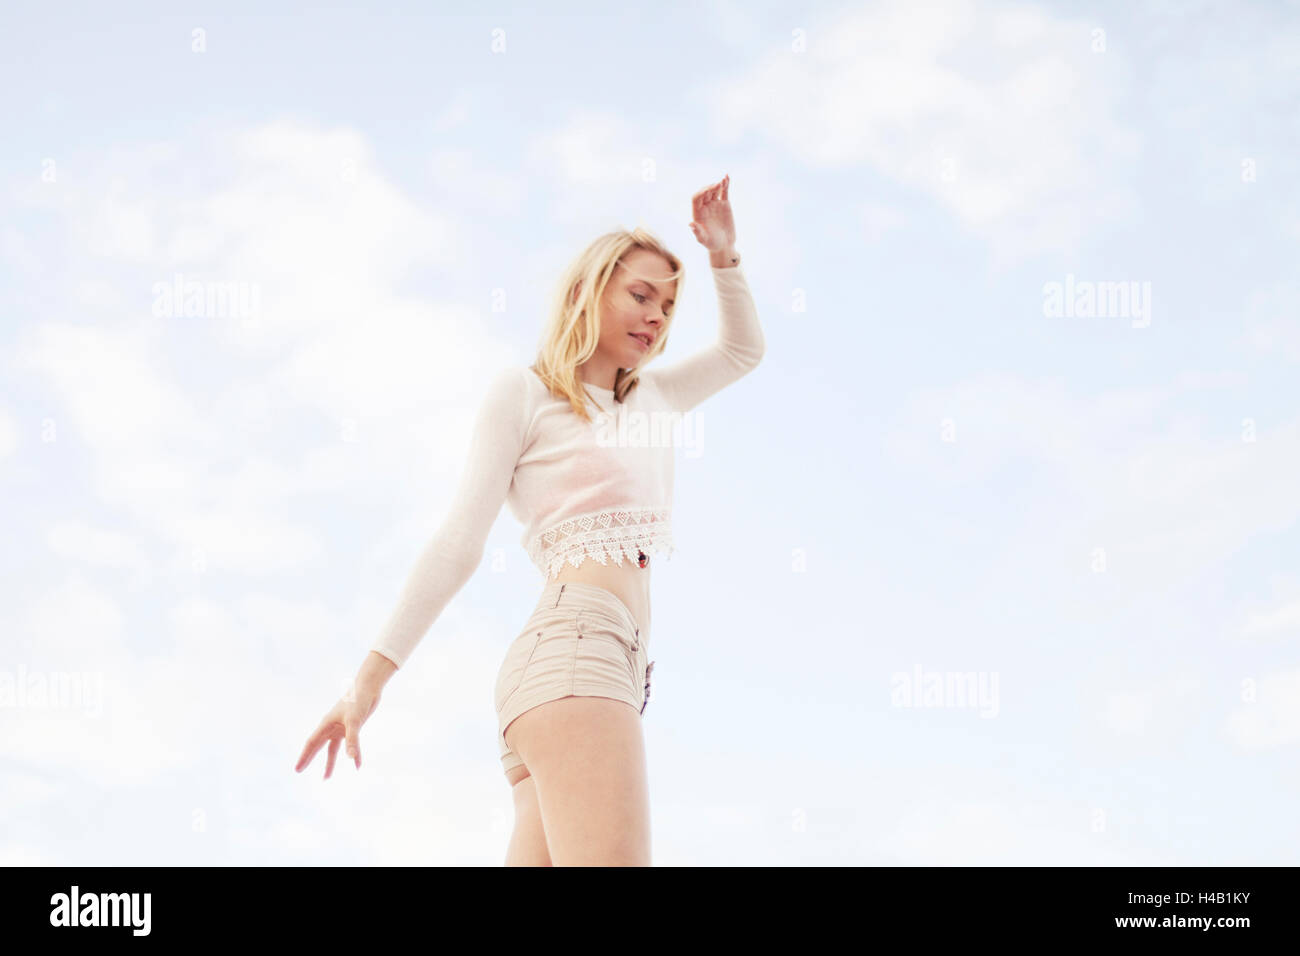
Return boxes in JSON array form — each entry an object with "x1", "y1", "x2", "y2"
[{"x1": 295, "y1": 174, "x2": 765, "y2": 865}]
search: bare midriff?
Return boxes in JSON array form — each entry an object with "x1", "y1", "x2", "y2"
[{"x1": 548, "y1": 554, "x2": 651, "y2": 640}]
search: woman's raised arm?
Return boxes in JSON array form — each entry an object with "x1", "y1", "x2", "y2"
[
  {"x1": 642, "y1": 262, "x2": 765, "y2": 414},
  {"x1": 642, "y1": 175, "x2": 765, "y2": 413}
]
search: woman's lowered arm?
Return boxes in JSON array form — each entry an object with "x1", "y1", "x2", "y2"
[{"x1": 369, "y1": 366, "x2": 531, "y2": 671}]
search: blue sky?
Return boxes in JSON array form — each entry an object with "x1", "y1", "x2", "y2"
[{"x1": 2, "y1": 0, "x2": 1299, "y2": 865}]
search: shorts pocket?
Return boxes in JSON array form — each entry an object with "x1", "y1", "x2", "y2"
[
  {"x1": 493, "y1": 631, "x2": 542, "y2": 714},
  {"x1": 495, "y1": 609, "x2": 579, "y2": 714},
  {"x1": 575, "y1": 609, "x2": 638, "y2": 690}
]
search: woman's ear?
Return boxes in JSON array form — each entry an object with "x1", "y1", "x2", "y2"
[{"x1": 570, "y1": 279, "x2": 583, "y2": 305}]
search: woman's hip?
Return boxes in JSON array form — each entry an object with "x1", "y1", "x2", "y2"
[{"x1": 494, "y1": 582, "x2": 653, "y2": 719}]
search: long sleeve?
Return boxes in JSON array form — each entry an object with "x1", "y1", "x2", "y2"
[
  {"x1": 370, "y1": 366, "x2": 531, "y2": 669},
  {"x1": 642, "y1": 264, "x2": 766, "y2": 414}
]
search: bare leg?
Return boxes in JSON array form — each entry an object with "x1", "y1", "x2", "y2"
[
  {"x1": 503, "y1": 696, "x2": 650, "y2": 866},
  {"x1": 504, "y1": 770, "x2": 552, "y2": 867}
]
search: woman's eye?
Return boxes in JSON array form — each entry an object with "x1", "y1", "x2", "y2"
[{"x1": 631, "y1": 290, "x2": 668, "y2": 316}]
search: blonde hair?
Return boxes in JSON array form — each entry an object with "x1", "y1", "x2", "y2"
[{"x1": 532, "y1": 227, "x2": 683, "y2": 423}]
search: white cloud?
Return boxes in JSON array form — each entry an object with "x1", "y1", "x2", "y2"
[
  {"x1": 515, "y1": 108, "x2": 804, "y2": 298},
  {"x1": 429, "y1": 148, "x2": 527, "y2": 214},
  {"x1": 269, "y1": 297, "x2": 515, "y2": 421},
  {"x1": 1226, "y1": 668, "x2": 1300, "y2": 751},
  {"x1": 6, "y1": 121, "x2": 527, "y2": 577},
  {"x1": 17, "y1": 570, "x2": 129, "y2": 669},
  {"x1": 710, "y1": 0, "x2": 1142, "y2": 264},
  {"x1": 45, "y1": 521, "x2": 153, "y2": 587},
  {"x1": 1, "y1": 575, "x2": 175, "y2": 787},
  {"x1": 1240, "y1": 600, "x2": 1300, "y2": 641},
  {"x1": 74, "y1": 175, "x2": 158, "y2": 262},
  {"x1": 1, "y1": 224, "x2": 42, "y2": 273},
  {"x1": 1096, "y1": 674, "x2": 1202, "y2": 749},
  {"x1": 1242, "y1": 282, "x2": 1300, "y2": 363},
  {"x1": 881, "y1": 797, "x2": 1169, "y2": 865},
  {"x1": 0, "y1": 845, "x2": 52, "y2": 866},
  {"x1": 0, "y1": 405, "x2": 17, "y2": 459},
  {"x1": 884, "y1": 373, "x2": 1300, "y2": 592},
  {"x1": 16, "y1": 322, "x2": 205, "y2": 450},
  {"x1": 525, "y1": 111, "x2": 651, "y2": 187},
  {"x1": 12, "y1": 321, "x2": 323, "y2": 573}
]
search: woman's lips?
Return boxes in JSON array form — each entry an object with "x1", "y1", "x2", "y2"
[{"x1": 629, "y1": 332, "x2": 651, "y2": 349}]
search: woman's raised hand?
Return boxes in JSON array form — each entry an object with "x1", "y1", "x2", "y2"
[
  {"x1": 688, "y1": 174, "x2": 735, "y2": 253},
  {"x1": 294, "y1": 676, "x2": 383, "y2": 779}
]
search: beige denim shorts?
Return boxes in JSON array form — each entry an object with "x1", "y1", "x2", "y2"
[{"x1": 495, "y1": 581, "x2": 655, "y2": 776}]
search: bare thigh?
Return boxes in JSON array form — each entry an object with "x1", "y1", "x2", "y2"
[
  {"x1": 503, "y1": 695, "x2": 651, "y2": 866},
  {"x1": 504, "y1": 774, "x2": 552, "y2": 867}
]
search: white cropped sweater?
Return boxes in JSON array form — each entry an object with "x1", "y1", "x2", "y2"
[{"x1": 371, "y1": 263, "x2": 765, "y2": 668}]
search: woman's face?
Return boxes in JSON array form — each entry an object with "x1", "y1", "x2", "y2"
[{"x1": 593, "y1": 248, "x2": 676, "y2": 371}]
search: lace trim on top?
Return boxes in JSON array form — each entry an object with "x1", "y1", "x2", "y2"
[{"x1": 528, "y1": 506, "x2": 675, "y2": 579}]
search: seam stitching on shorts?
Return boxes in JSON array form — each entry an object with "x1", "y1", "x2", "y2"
[
  {"x1": 568, "y1": 610, "x2": 580, "y2": 692},
  {"x1": 500, "y1": 630, "x2": 544, "y2": 715}
]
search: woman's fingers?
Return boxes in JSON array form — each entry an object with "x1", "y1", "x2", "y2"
[
  {"x1": 295, "y1": 721, "x2": 331, "y2": 772},
  {"x1": 345, "y1": 719, "x2": 361, "y2": 769},
  {"x1": 689, "y1": 177, "x2": 730, "y2": 246},
  {"x1": 324, "y1": 734, "x2": 341, "y2": 779},
  {"x1": 691, "y1": 178, "x2": 722, "y2": 214},
  {"x1": 693, "y1": 179, "x2": 728, "y2": 216},
  {"x1": 296, "y1": 690, "x2": 373, "y2": 778},
  {"x1": 294, "y1": 735, "x2": 315, "y2": 772}
]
